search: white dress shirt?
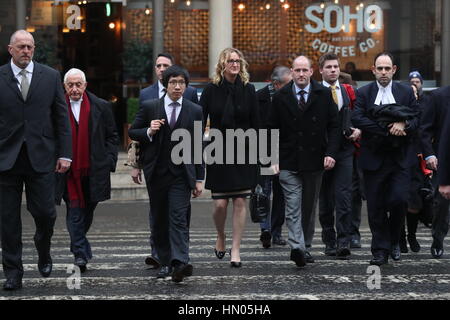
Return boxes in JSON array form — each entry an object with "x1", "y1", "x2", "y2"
[
  {"x1": 158, "y1": 81, "x2": 166, "y2": 98},
  {"x1": 70, "y1": 97, "x2": 83, "y2": 123},
  {"x1": 375, "y1": 81, "x2": 396, "y2": 105},
  {"x1": 147, "y1": 95, "x2": 183, "y2": 140},
  {"x1": 322, "y1": 81, "x2": 343, "y2": 110},
  {"x1": 11, "y1": 59, "x2": 33, "y2": 89}
]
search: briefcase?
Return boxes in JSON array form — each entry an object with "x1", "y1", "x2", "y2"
[{"x1": 249, "y1": 184, "x2": 270, "y2": 223}]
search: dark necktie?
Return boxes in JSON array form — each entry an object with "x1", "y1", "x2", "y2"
[
  {"x1": 298, "y1": 90, "x2": 307, "y2": 111},
  {"x1": 169, "y1": 102, "x2": 179, "y2": 129}
]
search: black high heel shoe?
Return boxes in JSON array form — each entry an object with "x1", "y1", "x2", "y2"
[
  {"x1": 230, "y1": 261, "x2": 242, "y2": 268},
  {"x1": 214, "y1": 248, "x2": 226, "y2": 259}
]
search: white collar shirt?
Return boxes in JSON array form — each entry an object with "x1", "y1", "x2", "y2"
[
  {"x1": 70, "y1": 97, "x2": 83, "y2": 123},
  {"x1": 158, "y1": 81, "x2": 166, "y2": 99},
  {"x1": 375, "y1": 81, "x2": 396, "y2": 105},
  {"x1": 11, "y1": 59, "x2": 34, "y2": 90},
  {"x1": 164, "y1": 95, "x2": 183, "y2": 123},
  {"x1": 322, "y1": 81, "x2": 343, "y2": 110}
]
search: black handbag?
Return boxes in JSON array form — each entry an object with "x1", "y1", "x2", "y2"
[{"x1": 249, "y1": 184, "x2": 270, "y2": 223}]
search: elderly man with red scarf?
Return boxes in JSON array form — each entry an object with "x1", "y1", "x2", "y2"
[{"x1": 56, "y1": 68, "x2": 118, "y2": 272}]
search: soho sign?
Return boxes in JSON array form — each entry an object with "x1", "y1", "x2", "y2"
[{"x1": 305, "y1": 4, "x2": 383, "y2": 57}]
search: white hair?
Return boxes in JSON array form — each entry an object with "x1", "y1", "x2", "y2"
[
  {"x1": 9, "y1": 30, "x2": 34, "y2": 45},
  {"x1": 64, "y1": 68, "x2": 87, "y2": 83}
]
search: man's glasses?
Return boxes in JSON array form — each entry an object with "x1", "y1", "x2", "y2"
[
  {"x1": 168, "y1": 80, "x2": 186, "y2": 87},
  {"x1": 226, "y1": 59, "x2": 241, "y2": 65}
]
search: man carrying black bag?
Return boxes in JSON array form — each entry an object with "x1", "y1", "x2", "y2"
[{"x1": 352, "y1": 52, "x2": 420, "y2": 266}]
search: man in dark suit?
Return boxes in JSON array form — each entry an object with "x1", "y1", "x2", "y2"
[
  {"x1": 352, "y1": 52, "x2": 420, "y2": 266},
  {"x1": 268, "y1": 55, "x2": 340, "y2": 267},
  {"x1": 55, "y1": 68, "x2": 118, "y2": 273},
  {"x1": 257, "y1": 66, "x2": 291, "y2": 249},
  {"x1": 138, "y1": 53, "x2": 198, "y2": 106},
  {"x1": 438, "y1": 90, "x2": 450, "y2": 205},
  {"x1": 0, "y1": 30, "x2": 72, "y2": 290},
  {"x1": 421, "y1": 85, "x2": 450, "y2": 258},
  {"x1": 317, "y1": 53, "x2": 361, "y2": 260},
  {"x1": 129, "y1": 65, "x2": 204, "y2": 282},
  {"x1": 131, "y1": 53, "x2": 199, "y2": 269}
]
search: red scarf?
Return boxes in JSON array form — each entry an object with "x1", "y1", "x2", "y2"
[{"x1": 66, "y1": 92, "x2": 91, "y2": 208}]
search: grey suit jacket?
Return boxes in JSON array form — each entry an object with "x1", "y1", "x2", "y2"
[{"x1": 0, "y1": 61, "x2": 72, "y2": 173}]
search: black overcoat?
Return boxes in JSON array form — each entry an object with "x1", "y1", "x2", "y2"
[
  {"x1": 199, "y1": 79, "x2": 260, "y2": 192},
  {"x1": 267, "y1": 80, "x2": 340, "y2": 172},
  {"x1": 55, "y1": 91, "x2": 119, "y2": 204}
]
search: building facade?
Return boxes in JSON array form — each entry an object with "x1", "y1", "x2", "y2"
[{"x1": 1, "y1": 0, "x2": 449, "y2": 136}]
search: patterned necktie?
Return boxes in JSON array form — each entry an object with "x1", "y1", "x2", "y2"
[
  {"x1": 19, "y1": 69, "x2": 29, "y2": 100},
  {"x1": 298, "y1": 90, "x2": 307, "y2": 111},
  {"x1": 330, "y1": 85, "x2": 339, "y2": 106},
  {"x1": 169, "y1": 102, "x2": 179, "y2": 129}
]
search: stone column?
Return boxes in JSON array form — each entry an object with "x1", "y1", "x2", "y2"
[
  {"x1": 16, "y1": 0, "x2": 27, "y2": 30},
  {"x1": 442, "y1": 0, "x2": 450, "y2": 86},
  {"x1": 152, "y1": 0, "x2": 164, "y2": 82},
  {"x1": 208, "y1": 0, "x2": 232, "y2": 79}
]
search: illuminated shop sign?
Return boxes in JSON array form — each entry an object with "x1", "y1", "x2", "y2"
[{"x1": 305, "y1": 4, "x2": 383, "y2": 57}]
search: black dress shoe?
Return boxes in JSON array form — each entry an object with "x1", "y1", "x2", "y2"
[
  {"x1": 260, "y1": 230, "x2": 272, "y2": 249},
  {"x1": 324, "y1": 243, "x2": 337, "y2": 256},
  {"x1": 350, "y1": 239, "x2": 361, "y2": 249},
  {"x1": 305, "y1": 251, "x2": 315, "y2": 263},
  {"x1": 156, "y1": 266, "x2": 172, "y2": 279},
  {"x1": 38, "y1": 257, "x2": 53, "y2": 278},
  {"x1": 399, "y1": 236, "x2": 408, "y2": 253},
  {"x1": 145, "y1": 256, "x2": 161, "y2": 269},
  {"x1": 272, "y1": 236, "x2": 287, "y2": 246},
  {"x1": 75, "y1": 257, "x2": 88, "y2": 273},
  {"x1": 230, "y1": 261, "x2": 242, "y2": 268},
  {"x1": 290, "y1": 249, "x2": 306, "y2": 267},
  {"x1": 431, "y1": 240, "x2": 444, "y2": 259},
  {"x1": 172, "y1": 264, "x2": 193, "y2": 283},
  {"x1": 3, "y1": 278, "x2": 22, "y2": 291},
  {"x1": 336, "y1": 246, "x2": 351, "y2": 260},
  {"x1": 390, "y1": 244, "x2": 401, "y2": 261},
  {"x1": 369, "y1": 255, "x2": 388, "y2": 266},
  {"x1": 407, "y1": 234, "x2": 421, "y2": 253}
]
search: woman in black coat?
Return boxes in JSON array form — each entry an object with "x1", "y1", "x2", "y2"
[{"x1": 200, "y1": 48, "x2": 260, "y2": 267}]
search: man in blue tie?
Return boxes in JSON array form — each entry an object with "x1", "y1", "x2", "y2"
[{"x1": 128, "y1": 65, "x2": 204, "y2": 282}]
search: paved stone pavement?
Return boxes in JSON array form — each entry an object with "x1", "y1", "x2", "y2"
[{"x1": 0, "y1": 200, "x2": 449, "y2": 305}]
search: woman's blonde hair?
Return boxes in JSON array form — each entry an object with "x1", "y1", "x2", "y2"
[{"x1": 212, "y1": 48, "x2": 250, "y2": 85}]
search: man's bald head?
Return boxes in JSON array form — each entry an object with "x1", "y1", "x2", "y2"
[
  {"x1": 291, "y1": 55, "x2": 314, "y2": 89},
  {"x1": 9, "y1": 30, "x2": 34, "y2": 46},
  {"x1": 8, "y1": 30, "x2": 35, "y2": 69}
]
